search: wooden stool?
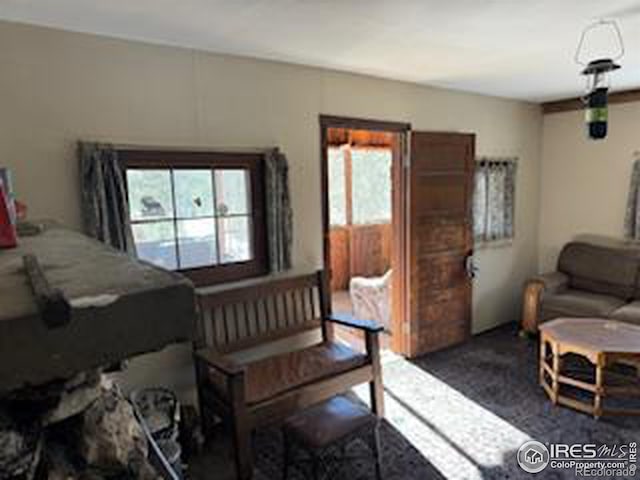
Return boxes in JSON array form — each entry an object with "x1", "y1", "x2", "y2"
[{"x1": 282, "y1": 396, "x2": 382, "y2": 480}]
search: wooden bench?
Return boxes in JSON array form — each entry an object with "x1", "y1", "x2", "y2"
[{"x1": 192, "y1": 271, "x2": 384, "y2": 480}]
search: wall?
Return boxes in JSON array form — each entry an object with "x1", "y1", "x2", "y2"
[
  {"x1": 0, "y1": 21, "x2": 542, "y2": 405},
  {"x1": 539, "y1": 102, "x2": 640, "y2": 271}
]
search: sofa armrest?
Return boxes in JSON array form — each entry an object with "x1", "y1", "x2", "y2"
[
  {"x1": 326, "y1": 312, "x2": 384, "y2": 333},
  {"x1": 194, "y1": 348, "x2": 246, "y2": 376},
  {"x1": 520, "y1": 271, "x2": 568, "y2": 334},
  {"x1": 530, "y1": 271, "x2": 569, "y2": 295}
]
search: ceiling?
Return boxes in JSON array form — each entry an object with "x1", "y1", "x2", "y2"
[{"x1": 2, "y1": 0, "x2": 640, "y2": 102}]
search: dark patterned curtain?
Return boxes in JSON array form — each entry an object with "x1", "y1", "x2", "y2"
[
  {"x1": 473, "y1": 159, "x2": 517, "y2": 242},
  {"x1": 78, "y1": 142, "x2": 135, "y2": 253},
  {"x1": 625, "y1": 159, "x2": 640, "y2": 239},
  {"x1": 265, "y1": 148, "x2": 293, "y2": 272}
]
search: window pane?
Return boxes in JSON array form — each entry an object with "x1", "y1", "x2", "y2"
[
  {"x1": 328, "y1": 148, "x2": 346, "y2": 226},
  {"x1": 351, "y1": 149, "x2": 392, "y2": 225},
  {"x1": 218, "y1": 216, "x2": 252, "y2": 263},
  {"x1": 177, "y1": 218, "x2": 217, "y2": 269},
  {"x1": 215, "y1": 169, "x2": 250, "y2": 216},
  {"x1": 132, "y1": 221, "x2": 177, "y2": 269},
  {"x1": 126, "y1": 169, "x2": 174, "y2": 221},
  {"x1": 174, "y1": 169, "x2": 214, "y2": 218}
]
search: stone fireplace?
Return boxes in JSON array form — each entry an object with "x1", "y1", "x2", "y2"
[{"x1": 0, "y1": 225, "x2": 196, "y2": 478}]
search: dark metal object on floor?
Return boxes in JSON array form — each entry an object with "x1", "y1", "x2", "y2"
[{"x1": 130, "y1": 393, "x2": 183, "y2": 480}]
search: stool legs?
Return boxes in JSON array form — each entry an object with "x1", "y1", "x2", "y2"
[
  {"x1": 371, "y1": 423, "x2": 382, "y2": 480},
  {"x1": 282, "y1": 430, "x2": 290, "y2": 480},
  {"x1": 312, "y1": 454, "x2": 320, "y2": 480},
  {"x1": 282, "y1": 423, "x2": 382, "y2": 480}
]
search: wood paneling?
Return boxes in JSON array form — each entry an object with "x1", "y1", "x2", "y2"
[
  {"x1": 329, "y1": 223, "x2": 391, "y2": 291},
  {"x1": 329, "y1": 226, "x2": 350, "y2": 291},
  {"x1": 407, "y1": 132, "x2": 474, "y2": 357},
  {"x1": 326, "y1": 128, "x2": 396, "y2": 148},
  {"x1": 350, "y1": 224, "x2": 392, "y2": 278}
]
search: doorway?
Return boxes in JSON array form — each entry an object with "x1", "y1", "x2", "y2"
[
  {"x1": 320, "y1": 116, "x2": 409, "y2": 355},
  {"x1": 320, "y1": 115, "x2": 475, "y2": 358}
]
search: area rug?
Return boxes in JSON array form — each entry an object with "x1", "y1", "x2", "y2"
[
  {"x1": 376, "y1": 324, "x2": 640, "y2": 479},
  {"x1": 190, "y1": 324, "x2": 640, "y2": 479},
  {"x1": 251, "y1": 420, "x2": 444, "y2": 480}
]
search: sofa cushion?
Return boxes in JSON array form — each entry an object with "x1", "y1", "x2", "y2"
[
  {"x1": 557, "y1": 242, "x2": 640, "y2": 300},
  {"x1": 610, "y1": 301, "x2": 640, "y2": 326},
  {"x1": 242, "y1": 342, "x2": 367, "y2": 405},
  {"x1": 541, "y1": 289, "x2": 626, "y2": 321}
]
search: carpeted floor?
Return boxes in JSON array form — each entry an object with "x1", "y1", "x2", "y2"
[{"x1": 190, "y1": 323, "x2": 640, "y2": 479}]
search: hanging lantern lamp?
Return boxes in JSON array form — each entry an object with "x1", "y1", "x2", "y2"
[{"x1": 574, "y1": 20, "x2": 625, "y2": 140}]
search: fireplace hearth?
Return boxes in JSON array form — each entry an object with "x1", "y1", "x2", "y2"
[{"x1": 1, "y1": 372, "x2": 160, "y2": 479}]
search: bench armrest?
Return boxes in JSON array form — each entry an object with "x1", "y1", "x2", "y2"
[
  {"x1": 326, "y1": 312, "x2": 384, "y2": 333},
  {"x1": 194, "y1": 348, "x2": 246, "y2": 376}
]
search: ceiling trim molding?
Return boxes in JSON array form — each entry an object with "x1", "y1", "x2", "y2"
[{"x1": 542, "y1": 88, "x2": 640, "y2": 114}]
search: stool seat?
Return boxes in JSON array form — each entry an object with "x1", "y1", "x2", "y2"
[
  {"x1": 282, "y1": 395, "x2": 382, "y2": 480},
  {"x1": 284, "y1": 396, "x2": 376, "y2": 449}
]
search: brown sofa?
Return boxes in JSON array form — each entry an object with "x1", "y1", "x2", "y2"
[{"x1": 522, "y1": 241, "x2": 640, "y2": 333}]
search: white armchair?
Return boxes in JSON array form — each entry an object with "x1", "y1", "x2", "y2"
[{"x1": 349, "y1": 270, "x2": 392, "y2": 332}]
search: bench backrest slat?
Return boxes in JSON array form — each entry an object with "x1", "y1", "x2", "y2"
[{"x1": 195, "y1": 272, "x2": 325, "y2": 353}]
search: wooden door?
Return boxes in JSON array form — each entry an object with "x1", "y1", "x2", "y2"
[{"x1": 405, "y1": 132, "x2": 474, "y2": 357}]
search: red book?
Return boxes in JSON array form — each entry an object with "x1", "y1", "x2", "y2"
[{"x1": 0, "y1": 181, "x2": 17, "y2": 248}]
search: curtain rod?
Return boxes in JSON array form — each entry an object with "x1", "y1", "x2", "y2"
[
  {"x1": 79, "y1": 140, "x2": 277, "y2": 154},
  {"x1": 476, "y1": 157, "x2": 518, "y2": 163},
  {"x1": 476, "y1": 157, "x2": 518, "y2": 165}
]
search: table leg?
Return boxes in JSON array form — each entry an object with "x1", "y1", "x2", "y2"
[
  {"x1": 551, "y1": 341, "x2": 560, "y2": 404},
  {"x1": 539, "y1": 335, "x2": 547, "y2": 387},
  {"x1": 594, "y1": 354, "x2": 605, "y2": 419}
]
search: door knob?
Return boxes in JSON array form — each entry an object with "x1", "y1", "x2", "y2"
[{"x1": 465, "y1": 254, "x2": 478, "y2": 279}]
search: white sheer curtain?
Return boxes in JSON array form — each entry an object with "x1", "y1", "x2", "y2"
[
  {"x1": 625, "y1": 159, "x2": 640, "y2": 239},
  {"x1": 473, "y1": 159, "x2": 517, "y2": 243}
]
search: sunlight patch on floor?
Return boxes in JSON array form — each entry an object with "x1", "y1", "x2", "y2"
[{"x1": 354, "y1": 357, "x2": 531, "y2": 480}]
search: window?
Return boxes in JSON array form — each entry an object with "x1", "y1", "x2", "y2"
[
  {"x1": 328, "y1": 148, "x2": 347, "y2": 226},
  {"x1": 120, "y1": 150, "x2": 268, "y2": 285},
  {"x1": 473, "y1": 159, "x2": 517, "y2": 243},
  {"x1": 352, "y1": 149, "x2": 392, "y2": 225},
  {"x1": 328, "y1": 146, "x2": 392, "y2": 227}
]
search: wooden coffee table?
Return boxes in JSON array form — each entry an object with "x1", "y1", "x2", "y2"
[{"x1": 539, "y1": 317, "x2": 640, "y2": 418}]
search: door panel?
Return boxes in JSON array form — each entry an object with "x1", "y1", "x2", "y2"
[
  {"x1": 417, "y1": 220, "x2": 467, "y2": 253},
  {"x1": 406, "y1": 132, "x2": 474, "y2": 357}
]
